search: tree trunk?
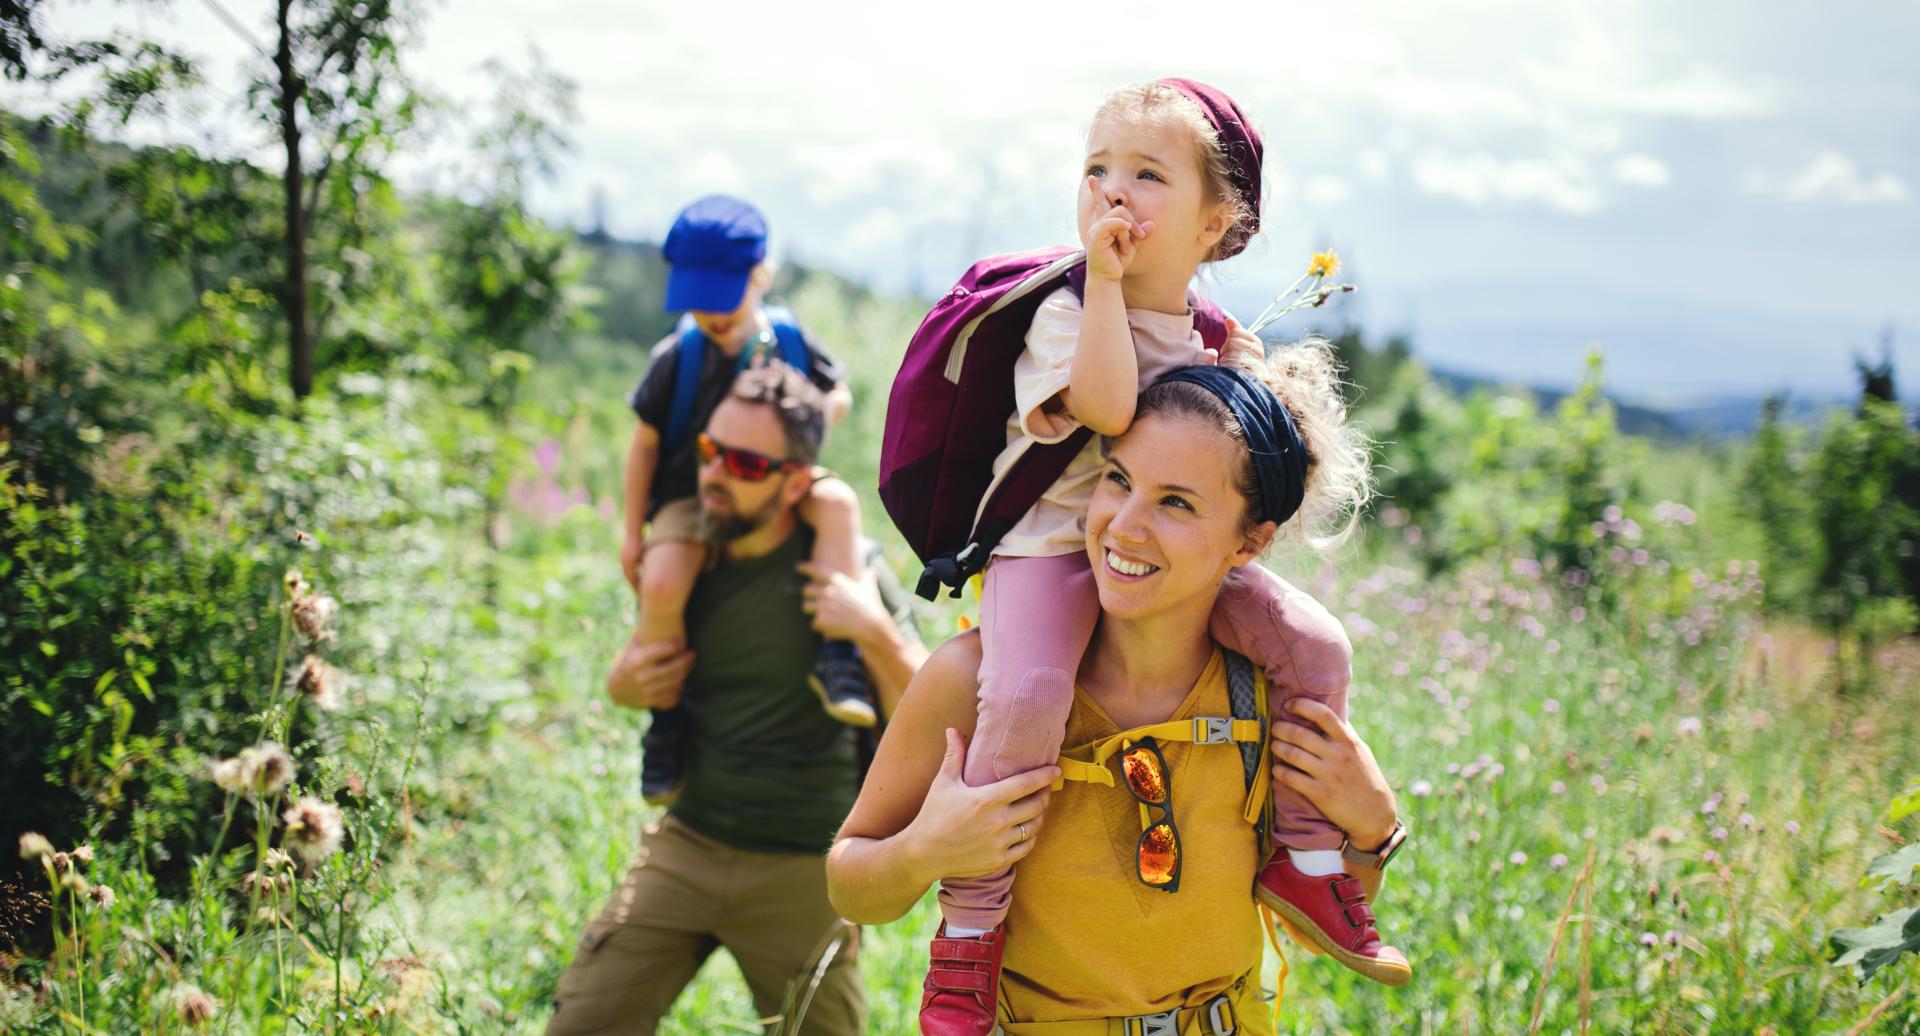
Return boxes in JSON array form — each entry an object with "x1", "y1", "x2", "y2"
[{"x1": 275, "y1": 0, "x2": 312, "y2": 399}]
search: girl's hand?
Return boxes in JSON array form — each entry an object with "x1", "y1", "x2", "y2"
[
  {"x1": 1270, "y1": 701, "x2": 1399, "y2": 849},
  {"x1": 904, "y1": 728, "x2": 1058, "y2": 881},
  {"x1": 1085, "y1": 175, "x2": 1153, "y2": 283},
  {"x1": 1219, "y1": 316, "x2": 1264, "y2": 372}
]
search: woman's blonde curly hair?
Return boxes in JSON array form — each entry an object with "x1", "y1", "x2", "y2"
[{"x1": 1135, "y1": 338, "x2": 1373, "y2": 555}]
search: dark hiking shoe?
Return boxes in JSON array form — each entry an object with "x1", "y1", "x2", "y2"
[
  {"x1": 810, "y1": 639, "x2": 877, "y2": 728},
  {"x1": 641, "y1": 706, "x2": 689, "y2": 806}
]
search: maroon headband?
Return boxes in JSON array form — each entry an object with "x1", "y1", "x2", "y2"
[{"x1": 1159, "y1": 77, "x2": 1263, "y2": 257}]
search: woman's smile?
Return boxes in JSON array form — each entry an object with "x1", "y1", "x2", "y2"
[{"x1": 1103, "y1": 547, "x2": 1160, "y2": 580}]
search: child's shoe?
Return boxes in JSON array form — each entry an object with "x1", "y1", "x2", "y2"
[
  {"x1": 918, "y1": 923, "x2": 1004, "y2": 1036},
  {"x1": 810, "y1": 639, "x2": 877, "y2": 728},
  {"x1": 640, "y1": 706, "x2": 689, "y2": 806},
  {"x1": 1254, "y1": 854, "x2": 1411, "y2": 986}
]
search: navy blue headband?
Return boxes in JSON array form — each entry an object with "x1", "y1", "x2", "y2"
[{"x1": 1152, "y1": 365, "x2": 1308, "y2": 526}]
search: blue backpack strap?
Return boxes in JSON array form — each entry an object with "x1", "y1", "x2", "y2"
[
  {"x1": 664, "y1": 317, "x2": 708, "y2": 457},
  {"x1": 763, "y1": 304, "x2": 812, "y2": 374}
]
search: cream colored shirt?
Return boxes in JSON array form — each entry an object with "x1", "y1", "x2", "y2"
[{"x1": 988, "y1": 287, "x2": 1216, "y2": 558}]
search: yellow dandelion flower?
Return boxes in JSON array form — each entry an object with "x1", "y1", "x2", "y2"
[{"x1": 1308, "y1": 250, "x2": 1340, "y2": 278}]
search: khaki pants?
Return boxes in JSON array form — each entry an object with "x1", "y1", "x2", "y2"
[{"x1": 544, "y1": 815, "x2": 864, "y2": 1036}]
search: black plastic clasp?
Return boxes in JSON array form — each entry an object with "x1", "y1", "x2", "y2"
[{"x1": 914, "y1": 543, "x2": 985, "y2": 601}]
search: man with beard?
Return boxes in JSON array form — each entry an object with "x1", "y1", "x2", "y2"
[{"x1": 547, "y1": 363, "x2": 926, "y2": 1036}]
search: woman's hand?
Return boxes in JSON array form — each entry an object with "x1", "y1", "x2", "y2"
[
  {"x1": 1270, "y1": 700, "x2": 1399, "y2": 849},
  {"x1": 902, "y1": 728, "x2": 1058, "y2": 882}
]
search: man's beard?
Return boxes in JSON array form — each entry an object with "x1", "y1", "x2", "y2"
[{"x1": 696, "y1": 483, "x2": 786, "y2": 543}]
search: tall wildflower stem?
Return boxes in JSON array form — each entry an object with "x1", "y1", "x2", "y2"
[
  {"x1": 1527, "y1": 846, "x2": 1597, "y2": 1034},
  {"x1": 334, "y1": 886, "x2": 347, "y2": 1030},
  {"x1": 187, "y1": 795, "x2": 240, "y2": 951},
  {"x1": 275, "y1": 876, "x2": 291, "y2": 1011},
  {"x1": 68, "y1": 885, "x2": 85, "y2": 1025},
  {"x1": 257, "y1": 586, "x2": 296, "y2": 744}
]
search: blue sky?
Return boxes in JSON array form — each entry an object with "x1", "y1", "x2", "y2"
[{"x1": 28, "y1": 0, "x2": 1920, "y2": 401}]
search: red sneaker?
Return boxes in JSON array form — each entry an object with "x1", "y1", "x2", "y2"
[
  {"x1": 918, "y1": 923, "x2": 1004, "y2": 1036},
  {"x1": 1255, "y1": 855, "x2": 1412, "y2": 986}
]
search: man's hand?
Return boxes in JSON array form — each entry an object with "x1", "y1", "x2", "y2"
[
  {"x1": 1270, "y1": 700, "x2": 1399, "y2": 850},
  {"x1": 621, "y1": 535, "x2": 646, "y2": 595},
  {"x1": 1219, "y1": 316, "x2": 1265, "y2": 373},
  {"x1": 1084, "y1": 175, "x2": 1153, "y2": 283},
  {"x1": 798, "y1": 561, "x2": 889, "y2": 644},
  {"x1": 606, "y1": 636, "x2": 694, "y2": 710}
]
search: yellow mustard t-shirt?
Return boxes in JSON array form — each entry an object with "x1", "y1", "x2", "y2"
[{"x1": 996, "y1": 649, "x2": 1274, "y2": 1031}]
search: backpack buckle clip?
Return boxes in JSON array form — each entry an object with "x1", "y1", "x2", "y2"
[
  {"x1": 1203, "y1": 992, "x2": 1236, "y2": 1034},
  {"x1": 1125, "y1": 1010, "x2": 1179, "y2": 1036},
  {"x1": 1192, "y1": 717, "x2": 1234, "y2": 745}
]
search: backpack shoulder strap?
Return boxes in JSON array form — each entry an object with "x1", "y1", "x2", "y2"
[
  {"x1": 763, "y1": 305, "x2": 813, "y2": 373},
  {"x1": 1223, "y1": 648, "x2": 1274, "y2": 839},
  {"x1": 1223, "y1": 649, "x2": 1261, "y2": 793},
  {"x1": 664, "y1": 320, "x2": 708, "y2": 457}
]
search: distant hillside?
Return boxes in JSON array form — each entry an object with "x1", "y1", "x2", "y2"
[
  {"x1": 1427, "y1": 367, "x2": 1684, "y2": 439},
  {"x1": 572, "y1": 231, "x2": 905, "y2": 351}
]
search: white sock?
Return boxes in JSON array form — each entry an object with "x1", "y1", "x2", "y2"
[
  {"x1": 1289, "y1": 848, "x2": 1345, "y2": 877},
  {"x1": 944, "y1": 924, "x2": 991, "y2": 939}
]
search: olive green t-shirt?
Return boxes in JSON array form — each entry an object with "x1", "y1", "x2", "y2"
[{"x1": 669, "y1": 528, "x2": 916, "y2": 854}]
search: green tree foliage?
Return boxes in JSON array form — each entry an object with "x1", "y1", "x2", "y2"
[
  {"x1": 1809, "y1": 395, "x2": 1920, "y2": 683},
  {"x1": 1741, "y1": 395, "x2": 1813, "y2": 611}
]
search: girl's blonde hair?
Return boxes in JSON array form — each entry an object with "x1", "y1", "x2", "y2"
[
  {"x1": 1134, "y1": 339, "x2": 1372, "y2": 555},
  {"x1": 1091, "y1": 82, "x2": 1258, "y2": 261}
]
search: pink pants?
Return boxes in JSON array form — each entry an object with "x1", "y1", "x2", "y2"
[{"x1": 937, "y1": 553, "x2": 1351, "y2": 931}]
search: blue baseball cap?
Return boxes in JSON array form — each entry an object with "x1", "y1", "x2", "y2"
[{"x1": 662, "y1": 195, "x2": 768, "y2": 313}]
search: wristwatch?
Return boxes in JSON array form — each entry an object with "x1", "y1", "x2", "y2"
[{"x1": 1340, "y1": 820, "x2": 1407, "y2": 871}]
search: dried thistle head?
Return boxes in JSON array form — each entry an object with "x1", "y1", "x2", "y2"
[
  {"x1": 19, "y1": 832, "x2": 53, "y2": 863},
  {"x1": 265, "y1": 848, "x2": 295, "y2": 872},
  {"x1": 208, "y1": 756, "x2": 248, "y2": 795},
  {"x1": 59, "y1": 870, "x2": 88, "y2": 895},
  {"x1": 170, "y1": 984, "x2": 219, "y2": 1026},
  {"x1": 294, "y1": 655, "x2": 343, "y2": 712},
  {"x1": 240, "y1": 743, "x2": 297, "y2": 798},
  {"x1": 282, "y1": 796, "x2": 345, "y2": 866},
  {"x1": 291, "y1": 593, "x2": 339, "y2": 641},
  {"x1": 49, "y1": 852, "x2": 71, "y2": 874},
  {"x1": 87, "y1": 884, "x2": 115, "y2": 909},
  {"x1": 70, "y1": 844, "x2": 94, "y2": 866},
  {"x1": 284, "y1": 568, "x2": 309, "y2": 598}
]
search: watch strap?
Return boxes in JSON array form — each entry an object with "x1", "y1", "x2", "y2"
[{"x1": 1341, "y1": 820, "x2": 1407, "y2": 871}]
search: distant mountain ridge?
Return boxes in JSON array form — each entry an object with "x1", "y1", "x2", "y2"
[{"x1": 575, "y1": 231, "x2": 1862, "y2": 440}]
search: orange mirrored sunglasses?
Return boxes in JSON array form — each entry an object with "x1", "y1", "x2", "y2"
[
  {"x1": 695, "y1": 432, "x2": 806, "y2": 482},
  {"x1": 1119, "y1": 737, "x2": 1181, "y2": 892}
]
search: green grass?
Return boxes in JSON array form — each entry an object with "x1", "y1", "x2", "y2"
[{"x1": 369, "y1": 518, "x2": 1917, "y2": 1033}]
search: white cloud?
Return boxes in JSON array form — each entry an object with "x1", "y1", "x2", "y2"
[
  {"x1": 1781, "y1": 151, "x2": 1911, "y2": 205},
  {"x1": 681, "y1": 151, "x2": 747, "y2": 195},
  {"x1": 1356, "y1": 148, "x2": 1392, "y2": 185},
  {"x1": 1412, "y1": 152, "x2": 1604, "y2": 215},
  {"x1": 1612, "y1": 153, "x2": 1671, "y2": 188},
  {"x1": 1303, "y1": 176, "x2": 1354, "y2": 205}
]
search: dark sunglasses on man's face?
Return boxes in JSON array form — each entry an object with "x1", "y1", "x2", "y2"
[{"x1": 696, "y1": 432, "x2": 806, "y2": 482}]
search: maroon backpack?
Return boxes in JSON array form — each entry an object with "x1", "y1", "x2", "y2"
[{"x1": 879, "y1": 246, "x2": 1229, "y2": 599}]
